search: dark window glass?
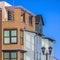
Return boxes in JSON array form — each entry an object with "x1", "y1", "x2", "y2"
[
  {"x1": 8, "y1": 11, "x2": 14, "y2": 21},
  {"x1": 29, "y1": 16, "x2": 33, "y2": 26},
  {"x1": 21, "y1": 13, "x2": 25, "y2": 23},
  {"x1": 20, "y1": 30, "x2": 24, "y2": 45},
  {"x1": 4, "y1": 29, "x2": 17, "y2": 44}
]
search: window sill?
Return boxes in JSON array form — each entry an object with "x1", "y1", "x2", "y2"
[
  {"x1": 3, "y1": 20, "x2": 14, "y2": 22},
  {"x1": 29, "y1": 24, "x2": 33, "y2": 26},
  {"x1": 3, "y1": 43, "x2": 18, "y2": 45}
]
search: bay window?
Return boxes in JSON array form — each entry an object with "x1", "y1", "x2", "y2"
[{"x1": 4, "y1": 52, "x2": 17, "y2": 60}]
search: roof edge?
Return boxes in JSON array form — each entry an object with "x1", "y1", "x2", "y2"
[
  {"x1": 5, "y1": 6, "x2": 35, "y2": 16},
  {"x1": 42, "y1": 36, "x2": 56, "y2": 42}
]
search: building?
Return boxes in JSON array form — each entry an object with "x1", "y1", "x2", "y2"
[
  {"x1": 0, "y1": 1, "x2": 36, "y2": 60},
  {"x1": 35, "y1": 15, "x2": 55, "y2": 60},
  {"x1": 0, "y1": 1, "x2": 55, "y2": 60}
]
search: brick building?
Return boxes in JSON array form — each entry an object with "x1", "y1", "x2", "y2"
[{"x1": 0, "y1": 1, "x2": 55, "y2": 60}]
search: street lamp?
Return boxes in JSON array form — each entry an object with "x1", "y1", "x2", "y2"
[
  {"x1": 48, "y1": 46, "x2": 52, "y2": 55},
  {"x1": 41, "y1": 47, "x2": 45, "y2": 55},
  {"x1": 41, "y1": 46, "x2": 52, "y2": 60}
]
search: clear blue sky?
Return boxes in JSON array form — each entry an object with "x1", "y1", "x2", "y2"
[{"x1": 5, "y1": 0, "x2": 60, "y2": 59}]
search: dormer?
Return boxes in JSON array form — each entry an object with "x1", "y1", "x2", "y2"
[{"x1": 35, "y1": 15, "x2": 44, "y2": 34}]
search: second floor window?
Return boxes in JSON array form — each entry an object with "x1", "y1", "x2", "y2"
[
  {"x1": 8, "y1": 11, "x2": 14, "y2": 21},
  {"x1": 20, "y1": 30, "x2": 24, "y2": 45},
  {"x1": 29, "y1": 16, "x2": 33, "y2": 26},
  {"x1": 21, "y1": 13, "x2": 25, "y2": 23},
  {"x1": 4, "y1": 29, "x2": 17, "y2": 44}
]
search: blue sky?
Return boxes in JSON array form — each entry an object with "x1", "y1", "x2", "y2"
[{"x1": 5, "y1": 0, "x2": 60, "y2": 59}]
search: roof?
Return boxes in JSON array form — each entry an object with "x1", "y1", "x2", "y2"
[
  {"x1": 24, "y1": 29, "x2": 37, "y2": 33},
  {"x1": 21, "y1": 29, "x2": 55, "y2": 43},
  {"x1": 5, "y1": 6, "x2": 35, "y2": 16},
  {"x1": 20, "y1": 28, "x2": 44, "y2": 36},
  {"x1": 0, "y1": 1, "x2": 35, "y2": 16},
  {"x1": 37, "y1": 33, "x2": 55, "y2": 42},
  {"x1": 42, "y1": 36, "x2": 55, "y2": 42}
]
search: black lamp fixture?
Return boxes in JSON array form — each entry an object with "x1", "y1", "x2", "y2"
[
  {"x1": 48, "y1": 46, "x2": 52, "y2": 55},
  {"x1": 41, "y1": 46, "x2": 52, "y2": 55},
  {"x1": 41, "y1": 47, "x2": 45, "y2": 55}
]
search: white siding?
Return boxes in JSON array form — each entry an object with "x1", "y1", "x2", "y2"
[
  {"x1": 24, "y1": 31, "x2": 54, "y2": 60},
  {"x1": 35, "y1": 35, "x2": 41, "y2": 60},
  {"x1": 24, "y1": 31, "x2": 35, "y2": 60},
  {"x1": 41, "y1": 38, "x2": 54, "y2": 60}
]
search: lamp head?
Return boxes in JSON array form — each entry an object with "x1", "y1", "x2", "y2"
[
  {"x1": 49, "y1": 46, "x2": 52, "y2": 55},
  {"x1": 41, "y1": 47, "x2": 45, "y2": 55}
]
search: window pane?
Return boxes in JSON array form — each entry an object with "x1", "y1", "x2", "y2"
[
  {"x1": 11, "y1": 37, "x2": 17, "y2": 43},
  {"x1": 21, "y1": 13, "x2": 25, "y2": 23},
  {"x1": 11, "y1": 59, "x2": 16, "y2": 60},
  {"x1": 20, "y1": 38, "x2": 23, "y2": 45},
  {"x1": 11, "y1": 30, "x2": 17, "y2": 36},
  {"x1": 8, "y1": 11, "x2": 13, "y2": 20},
  {"x1": 11, "y1": 52, "x2": 16, "y2": 58},
  {"x1": 29, "y1": 16, "x2": 33, "y2": 26},
  {"x1": 4, "y1": 38, "x2": 10, "y2": 44},
  {"x1": 20, "y1": 31, "x2": 23, "y2": 37},
  {"x1": 20, "y1": 30, "x2": 24, "y2": 45},
  {"x1": 20, "y1": 52, "x2": 24, "y2": 60},
  {"x1": 4, "y1": 30, "x2": 10, "y2": 36},
  {"x1": 4, "y1": 52, "x2": 9, "y2": 58},
  {"x1": 4, "y1": 59, "x2": 10, "y2": 60}
]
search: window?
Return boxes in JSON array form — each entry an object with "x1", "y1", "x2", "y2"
[
  {"x1": 20, "y1": 30, "x2": 24, "y2": 45},
  {"x1": 29, "y1": 15, "x2": 33, "y2": 26},
  {"x1": 20, "y1": 52, "x2": 24, "y2": 60},
  {"x1": 21, "y1": 13, "x2": 25, "y2": 23},
  {"x1": 4, "y1": 52, "x2": 17, "y2": 60},
  {"x1": 8, "y1": 11, "x2": 14, "y2": 21},
  {"x1": 4, "y1": 29, "x2": 17, "y2": 44}
]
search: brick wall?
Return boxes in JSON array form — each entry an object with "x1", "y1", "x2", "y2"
[{"x1": 0, "y1": 9, "x2": 2, "y2": 60}]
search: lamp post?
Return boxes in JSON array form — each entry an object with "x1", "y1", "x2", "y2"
[{"x1": 41, "y1": 46, "x2": 52, "y2": 60}]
